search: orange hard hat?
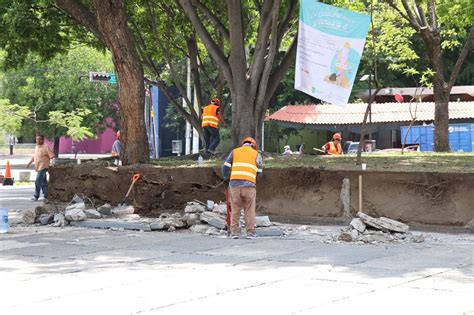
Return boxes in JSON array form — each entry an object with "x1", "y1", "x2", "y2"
[
  {"x1": 333, "y1": 133, "x2": 341, "y2": 140},
  {"x1": 211, "y1": 98, "x2": 221, "y2": 106},
  {"x1": 241, "y1": 137, "x2": 257, "y2": 149}
]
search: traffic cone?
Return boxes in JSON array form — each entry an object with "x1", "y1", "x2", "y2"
[{"x1": 3, "y1": 160, "x2": 14, "y2": 186}]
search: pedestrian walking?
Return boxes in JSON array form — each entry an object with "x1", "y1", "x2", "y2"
[
  {"x1": 27, "y1": 135, "x2": 55, "y2": 203},
  {"x1": 222, "y1": 137, "x2": 263, "y2": 239}
]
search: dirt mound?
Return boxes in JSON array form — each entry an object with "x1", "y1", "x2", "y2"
[{"x1": 49, "y1": 164, "x2": 474, "y2": 226}]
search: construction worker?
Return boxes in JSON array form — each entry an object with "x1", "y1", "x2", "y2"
[
  {"x1": 222, "y1": 137, "x2": 263, "y2": 239},
  {"x1": 202, "y1": 98, "x2": 223, "y2": 154},
  {"x1": 283, "y1": 145, "x2": 293, "y2": 156},
  {"x1": 27, "y1": 135, "x2": 55, "y2": 203},
  {"x1": 322, "y1": 133, "x2": 343, "y2": 155}
]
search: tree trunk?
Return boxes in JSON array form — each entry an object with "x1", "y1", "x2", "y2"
[
  {"x1": 55, "y1": 0, "x2": 149, "y2": 164},
  {"x1": 53, "y1": 136, "x2": 60, "y2": 157},
  {"x1": 423, "y1": 30, "x2": 450, "y2": 152},
  {"x1": 92, "y1": 0, "x2": 149, "y2": 164},
  {"x1": 433, "y1": 92, "x2": 450, "y2": 152},
  {"x1": 231, "y1": 91, "x2": 256, "y2": 148}
]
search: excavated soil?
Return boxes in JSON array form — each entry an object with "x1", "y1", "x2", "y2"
[{"x1": 49, "y1": 163, "x2": 474, "y2": 226}]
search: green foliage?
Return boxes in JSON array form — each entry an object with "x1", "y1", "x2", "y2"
[
  {"x1": 48, "y1": 108, "x2": 94, "y2": 141},
  {"x1": 0, "y1": 99, "x2": 30, "y2": 134},
  {"x1": 0, "y1": 46, "x2": 118, "y2": 140},
  {"x1": 0, "y1": 0, "x2": 103, "y2": 69}
]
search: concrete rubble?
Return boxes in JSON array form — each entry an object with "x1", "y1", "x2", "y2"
[
  {"x1": 19, "y1": 197, "x2": 428, "y2": 243},
  {"x1": 335, "y1": 212, "x2": 423, "y2": 244},
  {"x1": 21, "y1": 197, "x2": 285, "y2": 237}
]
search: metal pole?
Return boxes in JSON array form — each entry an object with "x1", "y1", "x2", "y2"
[
  {"x1": 359, "y1": 175, "x2": 363, "y2": 212},
  {"x1": 185, "y1": 58, "x2": 192, "y2": 155}
]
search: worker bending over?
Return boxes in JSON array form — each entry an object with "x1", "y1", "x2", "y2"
[
  {"x1": 322, "y1": 133, "x2": 343, "y2": 155},
  {"x1": 222, "y1": 137, "x2": 263, "y2": 239}
]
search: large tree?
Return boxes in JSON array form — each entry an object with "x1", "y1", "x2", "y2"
[
  {"x1": 178, "y1": 0, "x2": 298, "y2": 147},
  {"x1": 385, "y1": 0, "x2": 474, "y2": 152},
  {"x1": 0, "y1": 0, "x2": 149, "y2": 164},
  {"x1": 54, "y1": 0, "x2": 148, "y2": 163}
]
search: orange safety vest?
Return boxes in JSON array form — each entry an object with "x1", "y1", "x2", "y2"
[
  {"x1": 327, "y1": 141, "x2": 342, "y2": 155},
  {"x1": 202, "y1": 104, "x2": 220, "y2": 128},
  {"x1": 230, "y1": 146, "x2": 259, "y2": 184}
]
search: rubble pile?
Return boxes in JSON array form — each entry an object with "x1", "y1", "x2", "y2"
[
  {"x1": 336, "y1": 212, "x2": 424, "y2": 244},
  {"x1": 22, "y1": 196, "x2": 284, "y2": 237}
]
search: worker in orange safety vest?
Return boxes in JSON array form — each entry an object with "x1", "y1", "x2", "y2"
[
  {"x1": 202, "y1": 98, "x2": 223, "y2": 154},
  {"x1": 222, "y1": 137, "x2": 263, "y2": 239},
  {"x1": 322, "y1": 133, "x2": 343, "y2": 155}
]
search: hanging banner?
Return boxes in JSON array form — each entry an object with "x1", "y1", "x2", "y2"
[{"x1": 295, "y1": 0, "x2": 370, "y2": 105}]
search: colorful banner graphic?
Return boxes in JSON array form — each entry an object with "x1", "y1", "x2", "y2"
[{"x1": 295, "y1": 0, "x2": 370, "y2": 105}]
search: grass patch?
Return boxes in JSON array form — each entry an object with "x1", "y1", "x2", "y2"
[{"x1": 149, "y1": 152, "x2": 474, "y2": 173}]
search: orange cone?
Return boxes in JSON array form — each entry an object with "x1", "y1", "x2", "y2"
[{"x1": 2, "y1": 160, "x2": 14, "y2": 186}]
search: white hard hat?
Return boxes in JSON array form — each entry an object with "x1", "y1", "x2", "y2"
[{"x1": 284, "y1": 145, "x2": 290, "y2": 150}]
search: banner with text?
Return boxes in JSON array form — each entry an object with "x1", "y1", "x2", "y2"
[{"x1": 295, "y1": 1, "x2": 370, "y2": 105}]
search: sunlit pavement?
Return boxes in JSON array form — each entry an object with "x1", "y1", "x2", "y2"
[{"x1": 1, "y1": 218, "x2": 472, "y2": 314}]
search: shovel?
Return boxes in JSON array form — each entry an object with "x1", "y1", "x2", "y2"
[{"x1": 120, "y1": 173, "x2": 141, "y2": 206}]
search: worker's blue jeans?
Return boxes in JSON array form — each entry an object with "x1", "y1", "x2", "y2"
[
  {"x1": 204, "y1": 126, "x2": 220, "y2": 152},
  {"x1": 34, "y1": 168, "x2": 49, "y2": 199}
]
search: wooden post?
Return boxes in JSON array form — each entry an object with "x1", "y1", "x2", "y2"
[{"x1": 358, "y1": 175, "x2": 363, "y2": 212}]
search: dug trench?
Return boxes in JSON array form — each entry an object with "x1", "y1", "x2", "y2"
[{"x1": 49, "y1": 163, "x2": 474, "y2": 226}]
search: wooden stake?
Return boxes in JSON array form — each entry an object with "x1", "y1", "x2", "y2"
[{"x1": 359, "y1": 175, "x2": 363, "y2": 212}]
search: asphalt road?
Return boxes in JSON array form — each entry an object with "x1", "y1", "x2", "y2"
[{"x1": 0, "y1": 201, "x2": 472, "y2": 314}]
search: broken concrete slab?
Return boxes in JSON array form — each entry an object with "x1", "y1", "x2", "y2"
[
  {"x1": 358, "y1": 212, "x2": 409, "y2": 233},
  {"x1": 38, "y1": 214, "x2": 54, "y2": 225},
  {"x1": 350, "y1": 229, "x2": 359, "y2": 240},
  {"x1": 84, "y1": 209, "x2": 102, "y2": 219},
  {"x1": 52, "y1": 213, "x2": 65, "y2": 227},
  {"x1": 184, "y1": 202, "x2": 206, "y2": 213},
  {"x1": 66, "y1": 202, "x2": 86, "y2": 212},
  {"x1": 22, "y1": 209, "x2": 36, "y2": 225},
  {"x1": 350, "y1": 218, "x2": 366, "y2": 233},
  {"x1": 183, "y1": 213, "x2": 200, "y2": 226},
  {"x1": 150, "y1": 216, "x2": 186, "y2": 231},
  {"x1": 189, "y1": 224, "x2": 211, "y2": 234},
  {"x1": 71, "y1": 194, "x2": 84, "y2": 204},
  {"x1": 200, "y1": 211, "x2": 226, "y2": 229},
  {"x1": 65, "y1": 208, "x2": 87, "y2": 221},
  {"x1": 256, "y1": 216, "x2": 272, "y2": 227},
  {"x1": 70, "y1": 220, "x2": 151, "y2": 231},
  {"x1": 212, "y1": 203, "x2": 227, "y2": 215},
  {"x1": 111, "y1": 205, "x2": 135, "y2": 216},
  {"x1": 97, "y1": 203, "x2": 112, "y2": 216},
  {"x1": 255, "y1": 226, "x2": 284, "y2": 237}
]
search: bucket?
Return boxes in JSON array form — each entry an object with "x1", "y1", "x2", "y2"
[
  {"x1": 0, "y1": 208, "x2": 8, "y2": 233},
  {"x1": 19, "y1": 171, "x2": 31, "y2": 182}
]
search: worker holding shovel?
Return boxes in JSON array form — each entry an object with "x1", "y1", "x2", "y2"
[
  {"x1": 222, "y1": 137, "x2": 263, "y2": 239},
  {"x1": 322, "y1": 133, "x2": 343, "y2": 155}
]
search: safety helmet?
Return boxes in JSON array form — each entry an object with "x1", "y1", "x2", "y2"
[
  {"x1": 284, "y1": 145, "x2": 290, "y2": 150},
  {"x1": 333, "y1": 133, "x2": 341, "y2": 140},
  {"x1": 211, "y1": 98, "x2": 221, "y2": 106},
  {"x1": 241, "y1": 137, "x2": 257, "y2": 150}
]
